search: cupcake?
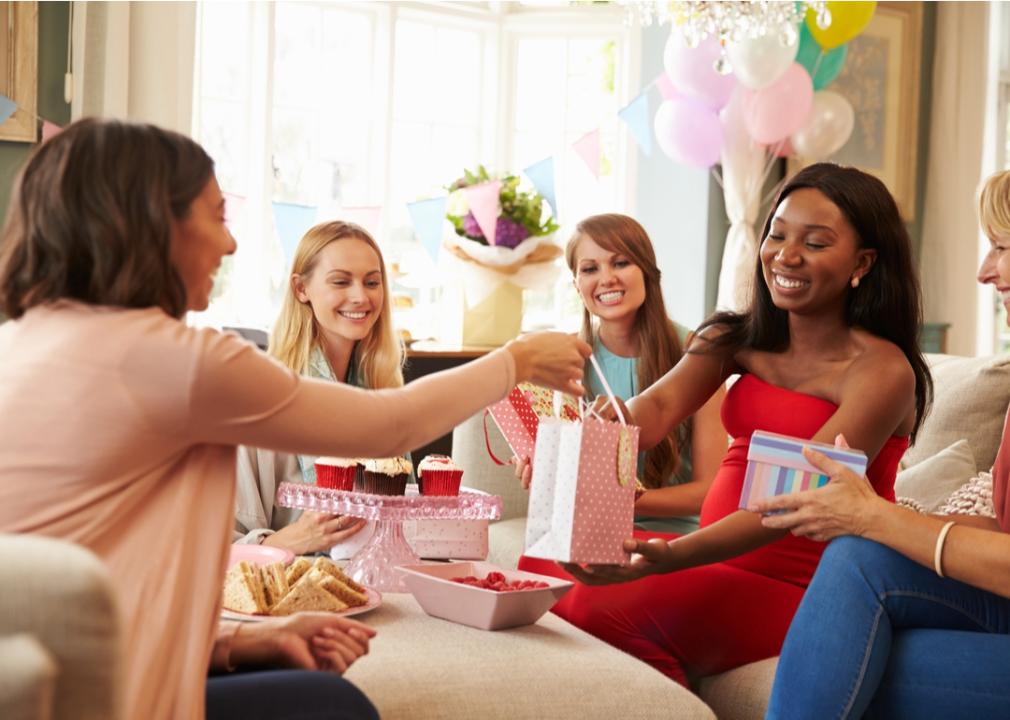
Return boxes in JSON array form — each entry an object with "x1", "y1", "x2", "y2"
[
  {"x1": 355, "y1": 457, "x2": 413, "y2": 496},
  {"x1": 314, "y1": 457, "x2": 361, "y2": 491},
  {"x1": 417, "y1": 454, "x2": 464, "y2": 496}
]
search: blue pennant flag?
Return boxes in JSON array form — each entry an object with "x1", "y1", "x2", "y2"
[
  {"x1": 0, "y1": 95, "x2": 17, "y2": 124},
  {"x1": 618, "y1": 92, "x2": 653, "y2": 156},
  {"x1": 272, "y1": 201, "x2": 318, "y2": 268},
  {"x1": 406, "y1": 196, "x2": 447, "y2": 262},
  {"x1": 523, "y1": 157, "x2": 557, "y2": 219}
]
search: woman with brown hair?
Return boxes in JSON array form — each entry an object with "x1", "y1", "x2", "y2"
[{"x1": 0, "y1": 117, "x2": 590, "y2": 719}]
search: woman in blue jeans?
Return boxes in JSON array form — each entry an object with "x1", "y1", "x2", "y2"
[{"x1": 752, "y1": 168, "x2": 1010, "y2": 719}]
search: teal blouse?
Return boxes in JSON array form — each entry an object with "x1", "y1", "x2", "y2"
[{"x1": 586, "y1": 328, "x2": 699, "y2": 535}]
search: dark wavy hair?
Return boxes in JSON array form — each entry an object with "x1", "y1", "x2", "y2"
[
  {"x1": 697, "y1": 163, "x2": 932, "y2": 440},
  {"x1": 0, "y1": 118, "x2": 215, "y2": 319}
]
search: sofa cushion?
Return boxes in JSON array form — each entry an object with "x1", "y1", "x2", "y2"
[
  {"x1": 453, "y1": 412, "x2": 529, "y2": 521},
  {"x1": 346, "y1": 593, "x2": 715, "y2": 719},
  {"x1": 487, "y1": 516, "x2": 528, "y2": 569},
  {"x1": 697, "y1": 657, "x2": 777, "y2": 720},
  {"x1": 902, "y1": 353, "x2": 1010, "y2": 473},
  {"x1": 894, "y1": 439, "x2": 978, "y2": 512}
]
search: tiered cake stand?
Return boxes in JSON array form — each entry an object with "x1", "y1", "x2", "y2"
[{"x1": 277, "y1": 483, "x2": 502, "y2": 592}]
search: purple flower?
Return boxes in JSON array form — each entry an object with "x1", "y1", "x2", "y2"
[
  {"x1": 462, "y1": 212, "x2": 483, "y2": 238},
  {"x1": 461, "y1": 212, "x2": 531, "y2": 248}
]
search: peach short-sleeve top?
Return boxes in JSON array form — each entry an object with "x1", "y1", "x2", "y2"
[{"x1": 0, "y1": 301, "x2": 514, "y2": 719}]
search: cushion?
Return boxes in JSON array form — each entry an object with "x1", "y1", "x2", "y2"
[
  {"x1": 346, "y1": 593, "x2": 715, "y2": 719},
  {"x1": 697, "y1": 657, "x2": 778, "y2": 720},
  {"x1": 487, "y1": 516, "x2": 528, "y2": 569},
  {"x1": 894, "y1": 439, "x2": 978, "y2": 512},
  {"x1": 902, "y1": 353, "x2": 1010, "y2": 473},
  {"x1": 0, "y1": 634, "x2": 57, "y2": 720}
]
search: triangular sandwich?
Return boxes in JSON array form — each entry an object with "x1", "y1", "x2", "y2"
[
  {"x1": 270, "y1": 568, "x2": 349, "y2": 616},
  {"x1": 222, "y1": 560, "x2": 269, "y2": 615}
]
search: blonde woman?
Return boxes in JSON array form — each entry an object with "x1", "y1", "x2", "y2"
[{"x1": 235, "y1": 220, "x2": 405, "y2": 555}]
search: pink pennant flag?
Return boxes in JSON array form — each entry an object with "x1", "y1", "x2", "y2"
[
  {"x1": 654, "y1": 72, "x2": 679, "y2": 101},
  {"x1": 341, "y1": 206, "x2": 382, "y2": 238},
  {"x1": 41, "y1": 120, "x2": 62, "y2": 142},
  {"x1": 573, "y1": 129, "x2": 601, "y2": 178},
  {"x1": 463, "y1": 180, "x2": 502, "y2": 247}
]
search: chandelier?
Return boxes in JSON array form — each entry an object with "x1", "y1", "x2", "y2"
[{"x1": 619, "y1": 1, "x2": 832, "y2": 74}]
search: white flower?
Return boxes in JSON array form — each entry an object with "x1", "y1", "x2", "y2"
[{"x1": 446, "y1": 189, "x2": 469, "y2": 216}]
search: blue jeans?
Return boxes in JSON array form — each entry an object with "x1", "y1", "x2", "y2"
[
  {"x1": 207, "y1": 669, "x2": 379, "y2": 720},
  {"x1": 766, "y1": 536, "x2": 1010, "y2": 720}
]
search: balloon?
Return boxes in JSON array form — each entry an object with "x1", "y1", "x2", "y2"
[
  {"x1": 790, "y1": 90, "x2": 855, "y2": 159},
  {"x1": 663, "y1": 33, "x2": 736, "y2": 111},
  {"x1": 806, "y1": 1, "x2": 875, "y2": 50},
  {"x1": 655, "y1": 71, "x2": 680, "y2": 101},
  {"x1": 741, "y1": 63, "x2": 814, "y2": 144},
  {"x1": 796, "y1": 23, "x2": 848, "y2": 90},
  {"x1": 727, "y1": 30, "x2": 799, "y2": 90},
  {"x1": 654, "y1": 98, "x2": 723, "y2": 168}
]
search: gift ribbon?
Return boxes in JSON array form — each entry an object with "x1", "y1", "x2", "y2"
[{"x1": 587, "y1": 353, "x2": 635, "y2": 487}]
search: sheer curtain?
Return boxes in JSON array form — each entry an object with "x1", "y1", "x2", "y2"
[
  {"x1": 918, "y1": 1, "x2": 991, "y2": 356},
  {"x1": 70, "y1": 1, "x2": 197, "y2": 134}
]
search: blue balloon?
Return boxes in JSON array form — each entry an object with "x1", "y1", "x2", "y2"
[{"x1": 796, "y1": 22, "x2": 848, "y2": 90}]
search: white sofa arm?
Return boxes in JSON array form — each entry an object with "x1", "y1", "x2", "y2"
[
  {"x1": 0, "y1": 535, "x2": 122, "y2": 720},
  {"x1": 0, "y1": 634, "x2": 57, "y2": 720}
]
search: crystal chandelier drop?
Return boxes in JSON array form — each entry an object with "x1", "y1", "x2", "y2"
[{"x1": 619, "y1": 1, "x2": 832, "y2": 75}]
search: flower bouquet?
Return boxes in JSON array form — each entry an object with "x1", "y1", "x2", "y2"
[{"x1": 440, "y1": 166, "x2": 563, "y2": 347}]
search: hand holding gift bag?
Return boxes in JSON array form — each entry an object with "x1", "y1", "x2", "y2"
[
  {"x1": 523, "y1": 356, "x2": 640, "y2": 565},
  {"x1": 485, "y1": 383, "x2": 581, "y2": 464}
]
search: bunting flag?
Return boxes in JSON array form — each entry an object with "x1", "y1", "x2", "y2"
[
  {"x1": 0, "y1": 95, "x2": 16, "y2": 124},
  {"x1": 654, "y1": 72, "x2": 680, "y2": 101},
  {"x1": 406, "y1": 196, "x2": 448, "y2": 261},
  {"x1": 41, "y1": 120, "x2": 62, "y2": 142},
  {"x1": 618, "y1": 92, "x2": 653, "y2": 156},
  {"x1": 272, "y1": 201, "x2": 318, "y2": 268},
  {"x1": 572, "y1": 129, "x2": 601, "y2": 178},
  {"x1": 523, "y1": 157, "x2": 557, "y2": 219},
  {"x1": 223, "y1": 192, "x2": 247, "y2": 236},
  {"x1": 463, "y1": 180, "x2": 502, "y2": 247},
  {"x1": 340, "y1": 206, "x2": 382, "y2": 239}
]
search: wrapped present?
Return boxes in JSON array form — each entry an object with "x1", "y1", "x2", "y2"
[
  {"x1": 523, "y1": 357, "x2": 640, "y2": 564},
  {"x1": 440, "y1": 279, "x2": 523, "y2": 348},
  {"x1": 486, "y1": 383, "x2": 580, "y2": 463},
  {"x1": 739, "y1": 430, "x2": 869, "y2": 509}
]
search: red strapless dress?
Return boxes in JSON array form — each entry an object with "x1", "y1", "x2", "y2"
[{"x1": 518, "y1": 373, "x2": 909, "y2": 685}]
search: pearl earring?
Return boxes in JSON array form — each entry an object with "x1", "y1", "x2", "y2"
[{"x1": 851, "y1": 275, "x2": 860, "y2": 288}]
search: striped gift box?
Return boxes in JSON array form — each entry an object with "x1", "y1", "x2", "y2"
[{"x1": 739, "y1": 431, "x2": 868, "y2": 510}]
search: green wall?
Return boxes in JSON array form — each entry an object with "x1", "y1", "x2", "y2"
[{"x1": 0, "y1": 2, "x2": 71, "y2": 223}]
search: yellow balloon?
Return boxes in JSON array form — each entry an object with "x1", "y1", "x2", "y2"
[{"x1": 806, "y1": 1, "x2": 876, "y2": 50}]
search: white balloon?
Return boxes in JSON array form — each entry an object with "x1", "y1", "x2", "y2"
[
  {"x1": 790, "y1": 90, "x2": 855, "y2": 160},
  {"x1": 727, "y1": 32, "x2": 799, "y2": 90}
]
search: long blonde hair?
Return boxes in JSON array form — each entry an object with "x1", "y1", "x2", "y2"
[
  {"x1": 269, "y1": 220, "x2": 404, "y2": 389},
  {"x1": 566, "y1": 213, "x2": 686, "y2": 488}
]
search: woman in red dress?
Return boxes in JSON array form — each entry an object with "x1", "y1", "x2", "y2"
[{"x1": 520, "y1": 163, "x2": 932, "y2": 687}]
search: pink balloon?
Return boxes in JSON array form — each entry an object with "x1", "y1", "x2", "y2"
[
  {"x1": 655, "y1": 71, "x2": 680, "y2": 101},
  {"x1": 741, "y1": 63, "x2": 814, "y2": 144},
  {"x1": 654, "y1": 98, "x2": 723, "y2": 168},
  {"x1": 663, "y1": 34, "x2": 736, "y2": 111}
]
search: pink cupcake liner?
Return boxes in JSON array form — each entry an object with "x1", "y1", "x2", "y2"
[
  {"x1": 419, "y1": 469, "x2": 463, "y2": 496},
  {"x1": 315, "y1": 463, "x2": 358, "y2": 491}
]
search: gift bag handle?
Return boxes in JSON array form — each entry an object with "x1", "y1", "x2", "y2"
[{"x1": 588, "y1": 353, "x2": 627, "y2": 426}]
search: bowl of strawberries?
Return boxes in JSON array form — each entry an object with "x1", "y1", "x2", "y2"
[{"x1": 398, "y1": 561, "x2": 573, "y2": 631}]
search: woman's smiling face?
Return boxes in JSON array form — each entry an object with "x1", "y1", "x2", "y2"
[{"x1": 572, "y1": 232, "x2": 647, "y2": 323}]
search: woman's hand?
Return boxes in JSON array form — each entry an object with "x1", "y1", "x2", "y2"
[
  {"x1": 262, "y1": 512, "x2": 367, "y2": 555},
  {"x1": 750, "y1": 435, "x2": 886, "y2": 542},
  {"x1": 513, "y1": 455, "x2": 533, "y2": 489},
  {"x1": 229, "y1": 613, "x2": 376, "y2": 674},
  {"x1": 506, "y1": 332, "x2": 592, "y2": 396},
  {"x1": 561, "y1": 537, "x2": 677, "y2": 585},
  {"x1": 590, "y1": 394, "x2": 633, "y2": 424}
]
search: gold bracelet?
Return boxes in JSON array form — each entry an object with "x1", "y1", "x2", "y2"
[{"x1": 933, "y1": 521, "x2": 956, "y2": 578}]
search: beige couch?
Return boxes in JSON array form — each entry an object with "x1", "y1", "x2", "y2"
[
  {"x1": 5, "y1": 353, "x2": 1009, "y2": 719},
  {"x1": 452, "y1": 352, "x2": 1010, "y2": 719}
]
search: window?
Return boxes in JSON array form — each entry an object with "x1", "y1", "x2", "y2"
[
  {"x1": 991, "y1": 2, "x2": 1010, "y2": 352},
  {"x1": 191, "y1": 1, "x2": 636, "y2": 339}
]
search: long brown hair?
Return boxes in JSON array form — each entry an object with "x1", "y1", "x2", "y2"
[
  {"x1": 0, "y1": 118, "x2": 213, "y2": 319},
  {"x1": 566, "y1": 213, "x2": 687, "y2": 488},
  {"x1": 269, "y1": 220, "x2": 404, "y2": 389},
  {"x1": 698, "y1": 163, "x2": 932, "y2": 440}
]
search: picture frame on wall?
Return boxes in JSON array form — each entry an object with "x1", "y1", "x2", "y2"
[
  {"x1": 789, "y1": 1, "x2": 924, "y2": 220},
  {"x1": 0, "y1": 0, "x2": 38, "y2": 143}
]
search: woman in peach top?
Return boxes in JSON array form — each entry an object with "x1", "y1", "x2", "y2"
[{"x1": 0, "y1": 118, "x2": 590, "y2": 720}]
